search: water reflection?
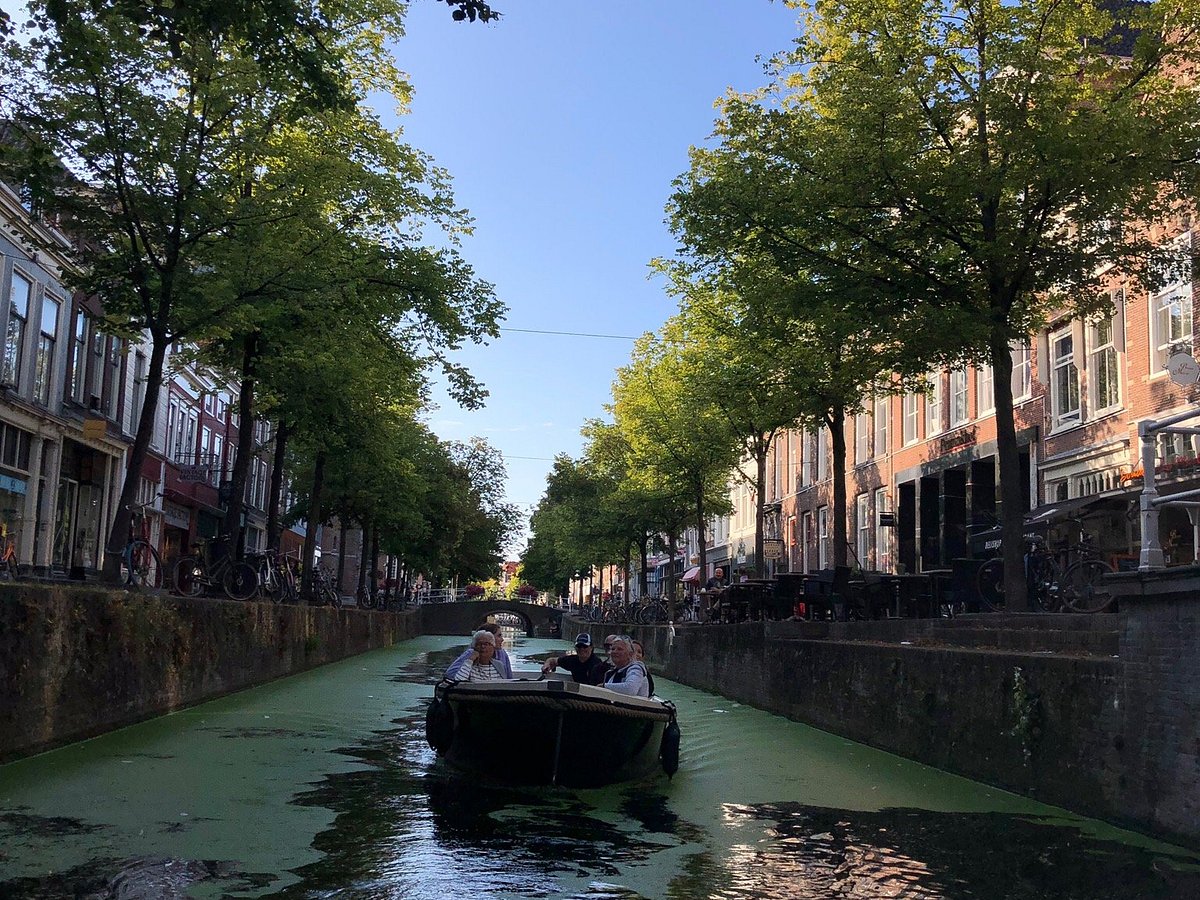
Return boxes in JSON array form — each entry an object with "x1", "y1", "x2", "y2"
[{"x1": 0, "y1": 637, "x2": 1196, "y2": 900}]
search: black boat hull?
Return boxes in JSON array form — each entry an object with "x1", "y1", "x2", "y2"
[{"x1": 432, "y1": 679, "x2": 673, "y2": 788}]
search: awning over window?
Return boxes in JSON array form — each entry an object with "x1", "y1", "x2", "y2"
[
  {"x1": 681, "y1": 566, "x2": 701, "y2": 583},
  {"x1": 1024, "y1": 488, "x2": 1136, "y2": 527}
]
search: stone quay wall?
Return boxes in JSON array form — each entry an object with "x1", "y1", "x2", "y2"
[
  {"x1": 0, "y1": 583, "x2": 418, "y2": 763},
  {"x1": 576, "y1": 596, "x2": 1198, "y2": 850}
]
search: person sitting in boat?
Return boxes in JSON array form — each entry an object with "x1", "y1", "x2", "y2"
[
  {"x1": 630, "y1": 639, "x2": 656, "y2": 697},
  {"x1": 446, "y1": 623, "x2": 513, "y2": 680},
  {"x1": 541, "y1": 633, "x2": 610, "y2": 685},
  {"x1": 601, "y1": 636, "x2": 650, "y2": 698},
  {"x1": 445, "y1": 630, "x2": 509, "y2": 683}
]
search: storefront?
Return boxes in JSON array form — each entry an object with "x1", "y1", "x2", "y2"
[{"x1": 53, "y1": 438, "x2": 116, "y2": 575}]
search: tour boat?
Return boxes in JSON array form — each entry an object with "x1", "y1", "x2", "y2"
[{"x1": 425, "y1": 674, "x2": 680, "y2": 788}]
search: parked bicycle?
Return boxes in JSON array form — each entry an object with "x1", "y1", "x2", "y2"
[
  {"x1": 249, "y1": 548, "x2": 297, "y2": 603},
  {"x1": 976, "y1": 528, "x2": 1115, "y2": 613},
  {"x1": 311, "y1": 563, "x2": 340, "y2": 606},
  {"x1": 119, "y1": 500, "x2": 163, "y2": 589},
  {"x1": 173, "y1": 536, "x2": 258, "y2": 601}
]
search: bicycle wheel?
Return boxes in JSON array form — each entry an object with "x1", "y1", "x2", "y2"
[
  {"x1": 1062, "y1": 559, "x2": 1116, "y2": 613},
  {"x1": 976, "y1": 558, "x2": 1006, "y2": 612},
  {"x1": 222, "y1": 561, "x2": 259, "y2": 601},
  {"x1": 173, "y1": 556, "x2": 206, "y2": 597},
  {"x1": 122, "y1": 540, "x2": 161, "y2": 589},
  {"x1": 1028, "y1": 556, "x2": 1063, "y2": 613}
]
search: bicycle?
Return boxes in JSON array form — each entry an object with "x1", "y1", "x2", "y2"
[
  {"x1": 119, "y1": 500, "x2": 162, "y2": 589},
  {"x1": 173, "y1": 536, "x2": 259, "y2": 601},
  {"x1": 249, "y1": 548, "x2": 297, "y2": 604},
  {"x1": 977, "y1": 530, "x2": 1115, "y2": 613}
]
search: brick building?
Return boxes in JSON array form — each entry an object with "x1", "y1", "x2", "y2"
[{"x1": 711, "y1": 222, "x2": 1199, "y2": 579}]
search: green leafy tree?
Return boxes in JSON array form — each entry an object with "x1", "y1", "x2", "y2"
[
  {"x1": 0, "y1": 0, "x2": 416, "y2": 581},
  {"x1": 611, "y1": 321, "x2": 736, "y2": 581},
  {"x1": 668, "y1": 0, "x2": 1200, "y2": 601}
]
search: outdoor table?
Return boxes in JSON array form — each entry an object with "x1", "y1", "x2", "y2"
[{"x1": 876, "y1": 573, "x2": 936, "y2": 618}]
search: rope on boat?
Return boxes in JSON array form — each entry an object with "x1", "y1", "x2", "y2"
[{"x1": 445, "y1": 690, "x2": 671, "y2": 721}]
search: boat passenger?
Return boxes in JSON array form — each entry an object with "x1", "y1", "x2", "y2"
[
  {"x1": 602, "y1": 636, "x2": 650, "y2": 698},
  {"x1": 541, "y1": 633, "x2": 610, "y2": 685},
  {"x1": 630, "y1": 639, "x2": 656, "y2": 697},
  {"x1": 446, "y1": 623, "x2": 513, "y2": 679},
  {"x1": 445, "y1": 630, "x2": 508, "y2": 683}
]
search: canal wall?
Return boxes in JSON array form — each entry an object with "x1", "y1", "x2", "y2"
[
  {"x1": 574, "y1": 603, "x2": 1197, "y2": 849},
  {"x1": 0, "y1": 583, "x2": 418, "y2": 763}
]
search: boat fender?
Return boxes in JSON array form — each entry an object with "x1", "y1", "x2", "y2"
[
  {"x1": 425, "y1": 695, "x2": 454, "y2": 754},
  {"x1": 660, "y1": 712, "x2": 681, "y2": 778}
]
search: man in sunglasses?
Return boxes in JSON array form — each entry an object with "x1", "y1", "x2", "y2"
[{"x1": 541, "y1": 633, "x2": 611, "y2": 686}]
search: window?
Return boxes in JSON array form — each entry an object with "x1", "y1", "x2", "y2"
[
  {"x1": 1088, "y1": 314, "x2": 1121, "y2": 413},
  {"x1": 902, "y1": 392, "x2": 919, "y2": 445},
  {"x1": 874, "y1": 488, "x2": 891, "y2": 572},
  {"x1": 1051, "y1": 328, "x2": 1081, "y2": 426},
  {"x1": 801, "y1": 430, "x2": 814, "y2": 487},
  {"x1": 976, "y1": 364, "x2": 994, "y2": 416},
  {"x1": 166, "y1": 399, "x2": 179, "y2": 460},
  {"x1": 855, "y1": 414, "x2": 869, "y2": 464},
  {"x1": 213, "y1": 433, "x2": 224, "y2": 479},
  {"x1": 1159, "y1": 431, "x2": 1197, "y2": 462},
  {"x1": 0, "y1": 423, "x2": 32, "y2": 471},
  {"x1": 801, "y1": 511, "x2": 813, "y2": 572},
  {"x1": 33, "y1": 295, "x2": 59, "y2": 406},
  {"x1": 1150, "y1": 247, "x2": 1192, "y2": 372},
  {"x1": 856, "y1": 494, "x2": 870, "y2": 568},
  {"x1": 1011, "y1": 342, "x2": 1032, "y2": 401},
  {"x1": 3, "y1": 271, "x2": 31, "y2": 387},
  {"x1": 184, "y1": 410, "x2": 197, "y2": 461},
  {"x1": 817, "y1": 506, "x2": 829, "y2": 569},
  {"x1": 950, "y1": 368, "x2": 969, "y2": 426},
  {"x1": 816, "y1": 428, "x2": 828, "y2": 481},
  {"x1": 926, "y1": 373, "x2": 944, "y2": 436},
  {"x1": 90, "y1": 328, "x2": 103, "y2": 406},
  {"x1": 874, "y1": 397, "x2": 889, "y2": 457},
  {"x1": 105, "y1": 338, "x2": 123, "y2": 418},
  {"x1": 71, "y1": 310, "x2": 88, "y2": 402},
  {"x1": 130, "y1": 352, "x2": 146, "y2": 432}
]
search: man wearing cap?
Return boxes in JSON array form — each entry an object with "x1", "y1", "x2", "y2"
[{"x1": 541, "y1": 633, "x2": 611, "y2": 686}]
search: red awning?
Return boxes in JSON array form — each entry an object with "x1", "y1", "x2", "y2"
[{"x1": 682, "y1": 566, "x2": 701, "y2": 583}]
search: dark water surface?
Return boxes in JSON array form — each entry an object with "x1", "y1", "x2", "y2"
[{"x1": 1, "y1": 635, "x2": 1196, "y2": 899}]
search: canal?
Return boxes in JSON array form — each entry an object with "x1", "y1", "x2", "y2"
[{"x1": 1, "y1": 634, "x2": 1196, "y2": 899}]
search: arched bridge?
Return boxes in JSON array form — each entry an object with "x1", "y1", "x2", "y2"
[{"x1": 417, "y1": 600, "x2": 563, "y2": 638}]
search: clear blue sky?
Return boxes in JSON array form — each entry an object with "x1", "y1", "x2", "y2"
[{"x1": 393, "y1": 1, "x2": 801, "y2": 555}]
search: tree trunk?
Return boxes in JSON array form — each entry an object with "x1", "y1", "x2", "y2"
[
  {"x1": 754, "y1": 441, "x2": 768, "y2": 578},
  {"x1": 102, "y1": 333, "x2": 169, "y2": 583},
  {"x1": 266, "y1": 420, "x2": 290, "y2": 550},
  {"x1": 991, "y1": 338, "x2": 1030, "y2": 611},
  {"x1": 337, "y1": 517, "x2": 349, "y2": 592},
  {"x1": 300, "y1": 451, "x2": 326, "y2": 603},
  {"x1": 696, "y1": 483, "x2": 708, "y2": 584},
  {"x1": 639, "y1": 533, "x2": 649, "y2": 598},
  {"x1": 622, "y1": 545, "x2": 631, "y2": 603},
  {"x1": 358, "y1": 521, "x2": 371, "y2": 600},
  {"x1": 370, "y1": 527, "x2": 380, "y2": 597},
  {"x1": 666, "y1": 527, "x2": 678, "y2": 622},
  {"x1": 830, "y1": 406, "x2": 849, "y2": 568},
  {"x1": 222, "y1": 331, "x2": 259, "y2": 551}
]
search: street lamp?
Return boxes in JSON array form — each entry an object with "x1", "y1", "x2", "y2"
[{"x1": 575, "y1": 570, "x2": 583, "y2": 608}]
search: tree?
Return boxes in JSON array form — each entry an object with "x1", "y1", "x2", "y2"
[
  {"x1": 668, "y1": 0, "x2": 1200, "y2": 603},
  {"x1": 0, "y1": 0, "x2": 415, "y2": 581},
  {"x1": 611, "y1": 321, "x2": 736, "y2": 582}
]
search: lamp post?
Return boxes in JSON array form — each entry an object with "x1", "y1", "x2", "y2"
[{"x1": 575, "y1": 570, "x2": 583, "y2": 608}]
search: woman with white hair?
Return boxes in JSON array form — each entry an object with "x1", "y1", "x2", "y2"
[
  {"x1": 601, "y1": 636, "x2": 650, "y2": 698},
  {"x1": 444, "y1": 630, "x2": 508, "y2": 683}
]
